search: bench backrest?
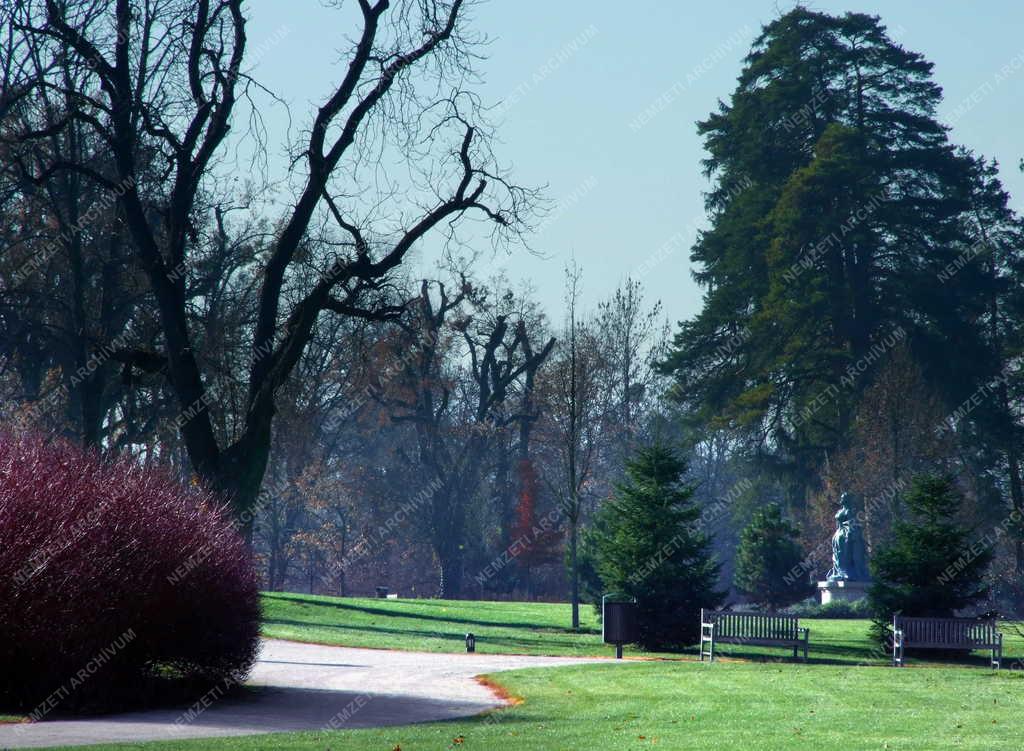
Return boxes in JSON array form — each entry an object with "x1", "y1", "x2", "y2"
[
  {"x1": 702, "y1": 609, "x2": 800, "y2": 640},
  {"x1": 893, "y1": 615, "x2": 999, "y2": 646}
]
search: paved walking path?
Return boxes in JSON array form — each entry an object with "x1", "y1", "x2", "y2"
[{"x1": 0, "y1": 639, "x2": 606, "y2": 748}]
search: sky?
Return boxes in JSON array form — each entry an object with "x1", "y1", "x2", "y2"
[{"x1": 244, "y1": 0, "x2": 1024, "y2": 327}]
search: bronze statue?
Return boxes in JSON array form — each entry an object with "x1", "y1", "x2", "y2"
[{"x1": 826, "y1": 492, "x2": 870, "y2": 581}]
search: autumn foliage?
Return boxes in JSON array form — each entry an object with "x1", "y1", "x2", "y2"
[{"x1": 509, "y1": 458, "x2": 563, "y2": 572}]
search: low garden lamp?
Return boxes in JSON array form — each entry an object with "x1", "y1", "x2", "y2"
[{"x1": 465, "y1": 632, "x2": 476, "y2": 653}]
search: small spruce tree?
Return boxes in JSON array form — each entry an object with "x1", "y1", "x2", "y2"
[
  {"x1": 868, "y1": 475, "x2": 992, "y2": 642},
  {"x1": 591, "y1": 443, "x2": 723, "y2": 650},
  {"x1": 733, "y1": 504, "x2": 814, "y2": 609},
  {"x1": 576, "y1": 514, "x2": 609, "y2": 612}
]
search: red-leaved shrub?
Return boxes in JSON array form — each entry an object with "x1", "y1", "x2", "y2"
[{"x1": 0, "y1": 433, "x2": 261, "y2": 713}]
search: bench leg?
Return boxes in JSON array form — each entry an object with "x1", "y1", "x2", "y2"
[
  {"x1": 993, "y1": 635, "x2": 1002, "y2": 670},
  {"x1": 699, "y1": 627, "x2": 714, "y2": 662}
]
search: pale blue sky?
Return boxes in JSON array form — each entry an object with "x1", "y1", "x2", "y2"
[{"x1": 245, "y1": 1, "x2": 1024, "y2": 324}]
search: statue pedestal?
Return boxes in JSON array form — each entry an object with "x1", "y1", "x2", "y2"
[{"x1": 817, "y1": 579, "x2": 868, "y2": 604}]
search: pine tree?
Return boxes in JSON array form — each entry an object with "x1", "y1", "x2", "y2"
[
  {"x1": 960, "y1": 158, "x2": 1024, "y2": 578},
  {"x1": 733, "y1": 504, "x2": 814, "y2": 609},
  {"x1": 590, "y1": 443, "x2": 722, "y2": 650},
  {"x1": 868, "y1": 475, "x2": 992, "y2": 641},
  {"x1": 659, "y1": 7, "x2": 1014, "y2": 511},
  {"x1": 576, "y1": 512, "x2": 610, "y2": 611}
]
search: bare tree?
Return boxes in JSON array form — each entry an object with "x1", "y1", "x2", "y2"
[
  {"x1": 818, "y1": 346, "x2": 957, "y2": 553},
  {"x1": 538, "y1": 262, "x2": 610, "y2": 628},
  {"x1": 595, "y1": 277, "x2": 669, "y2": 462},
  {"x1": 381, "y1": 279, "x2": 553, "y2": 597},
  {"x1": 6, "y1": 0, "x2": 534, "y2": 531},
  {"x1": 0, "y1": 18, "x2": 153, "y2": 447}
]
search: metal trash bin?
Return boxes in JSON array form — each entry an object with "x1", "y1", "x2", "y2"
[{"x1": 602, "y1": 594, "x2": 638, "y2": 658}]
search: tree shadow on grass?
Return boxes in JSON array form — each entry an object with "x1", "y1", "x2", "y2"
[
  {"x1": 706, "y1": 642, "x2": 1011, "y2": 669},
  {"x1": 263, "y1": 593, "x2": 599, "y2": 634},
  {"x1": 262, "y1": 617, "x2": 601, "y2": 653},
  {"x1": 259, "y1": 660, "x2": 362, "y2": 669},
  {"x1": 0, "y1": 685, "x2": 537, "y2": 749}
]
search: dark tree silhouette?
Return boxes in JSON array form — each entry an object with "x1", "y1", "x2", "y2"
[{"x1": 4, "y1": 1, "x2": 534, "y2": 533}]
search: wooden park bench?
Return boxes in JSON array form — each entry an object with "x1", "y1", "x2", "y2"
[
  {"x1": 699, "y1": 609, "x2": 809, "y2": 662},
  {"x1": 892, "y1": 615, "x2": 1003, "y2": 669}
]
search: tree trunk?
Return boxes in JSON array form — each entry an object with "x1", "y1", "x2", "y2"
[
  {"x1": 438, "y1": 548, "x2": 464, "y2": 599},
  {"x1": 267, "y1": 550, "x2": 281, "y2": 591},
  {"x1": 78, "y1": 374, "x2": 105, "y2": 448},
  {"x1": 570, "y1": 525, "x2": 579, "y2": 629},
  {"x1": 215, "y1": 421, "x2": 274, "y2": 544},
  {"x1": 495, "y1": 443, "x2": 514, "y2": 549},
  {"x1": 1008, "y1": 449, "x2": 1024, "y2": 573}
]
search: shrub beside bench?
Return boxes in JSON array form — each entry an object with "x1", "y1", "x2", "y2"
[{"x1": 699, "y1": 609, "x2": 809, "y2": 662}]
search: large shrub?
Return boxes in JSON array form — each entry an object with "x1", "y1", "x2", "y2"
[
  {"x1": 589, "y1": 443, "x2": 722, "y2": 650},
  {"x1": 0, "y1": 434, "x2": 261, "y2": 713},
  {"x1": 733, "y1": 504, "x2": 815, "y2": 609},
  {"x1": 867, "y1": 475, "x2": 992, "y2": 643}
]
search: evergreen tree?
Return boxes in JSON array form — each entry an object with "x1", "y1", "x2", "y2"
[
  {"x1": 868, "y1": 475, "x2": 992, "y2": 641},
  {"x1": 659, "y1": 7, "x2": 1015, "y2": 511},
  {"x1": 590, "y1": 443, "x2": 722, "y2": 650},
  {"x1": 576, "y1": 514, "x2": 609, "y2": 611},
  {"x1": 959, "y1": 158, "x2": 1024, "y2": 578},
  {"x1": 733, "y1": 504, "x2": 813, "y2": 609}
]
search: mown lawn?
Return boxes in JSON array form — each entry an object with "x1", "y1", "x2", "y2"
[
  {"x1": 34, "y1": 596, "x2": 1024, "y2": 750},
  {"x1": 260, "y1": 592, "x2": 1024, "y2": 667},
  {"x1": 44, "y1": 660, "x2": 1024, "y2": 751},
  {"x1": 260, "y1": 592, "x2": 609, "y2": 657}
]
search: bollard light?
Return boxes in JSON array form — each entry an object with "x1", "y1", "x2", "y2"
[{"x1": 465, "y1": 632, "x2": 476, "y2": 653}]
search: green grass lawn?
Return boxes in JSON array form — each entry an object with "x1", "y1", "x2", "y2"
[
  {"x1": 45, "y1": 661, "x2": 1024, "y2": 751},
  {"x1": 261, "y1": 592, "x2": 1024, "y2": 666},
  {"x1": 261, "y1": 592, "x2": 609, "y2": 657},
  {"x1": 34, "y1": 595, "x2": 1024, "y2": 750}
]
